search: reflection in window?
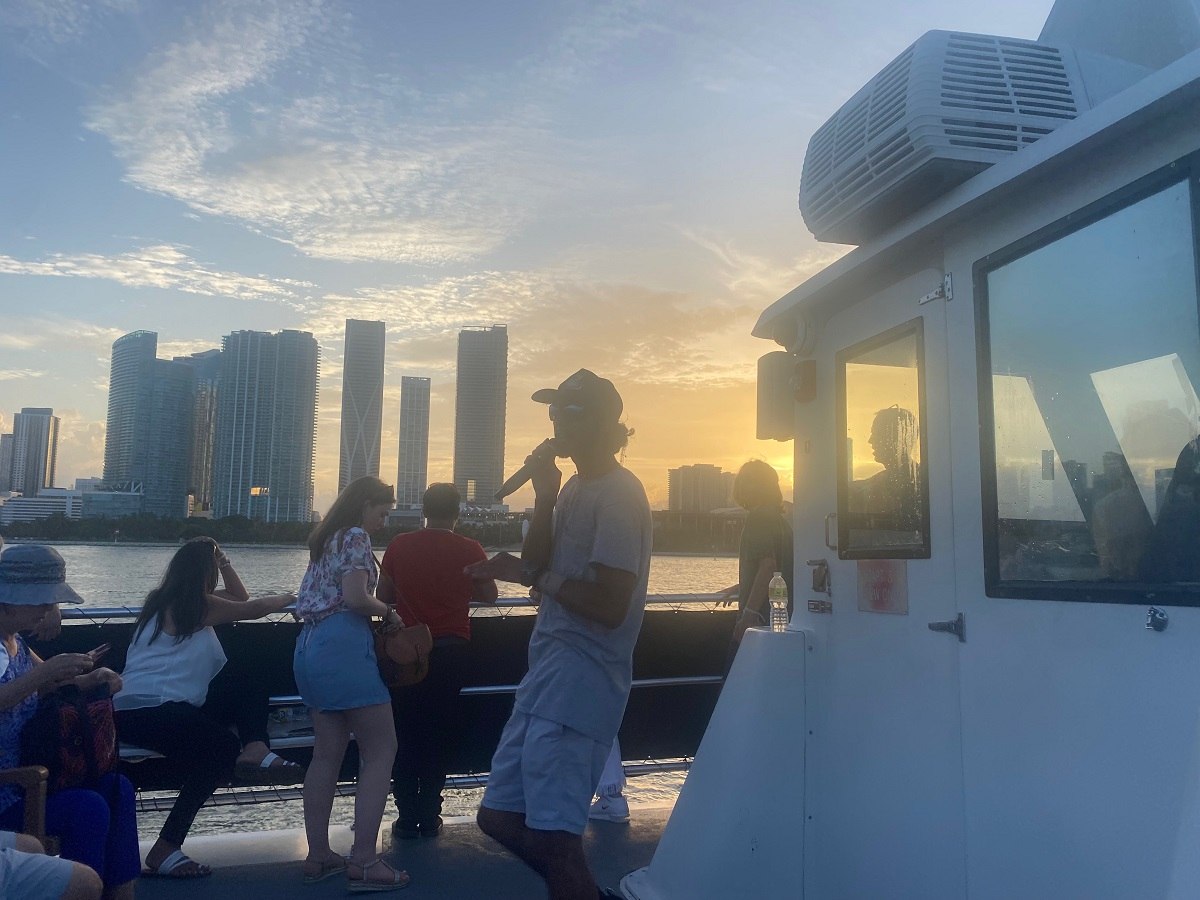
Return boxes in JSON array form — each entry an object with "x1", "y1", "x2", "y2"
[
  {"x1": 837, "y1": 320, "x2": 929, "y2": 558},
  {"x1": 984, "y1": 178, "x2": 1200, "y2": 594}
]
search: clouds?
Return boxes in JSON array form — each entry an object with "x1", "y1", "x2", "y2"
[
  {"x1": 0, "y1": 244, "x2": 307, "y2": 303},
  {"x1": 0, "y1": 369, "x2": 45, "y2": 381},
  {"x1": 81, "y1": 0, "x2": 581, "y2": 265},
  {"x1": 4, "y1": 0, "x2": 982, "y2": 506}
]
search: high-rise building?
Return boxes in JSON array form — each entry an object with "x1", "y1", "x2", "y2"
[
  {"x1": 453, "y1": 325, "x2": 508, "y2": 505},
  {"x1": 104, "y1": 330, "x2": 157, "y2": 485},
  {"x1": 174, "y1": 349, "x2": 223, "y2": 514},
  {"x1": 10, "y1": 408, "x2": 60, "y2": 497},
  {"x1": 396, "y1": 376, "x2": 431, "y2": 508},
  {"x1": 102, "y1": 331, "x2": 196, "y2": 518},
  {"x1": 212, "y1": 329, "x2": 319, "y2": 522},
  {"x1": 338, "y1": 320, "x2": 386, "y2": 494},
  {"x1": 668, "y1": 464, "x2": 735, "y2": 513},
  {"x1": 0, "y1": 433, "x2": 12, "y2": 493}
]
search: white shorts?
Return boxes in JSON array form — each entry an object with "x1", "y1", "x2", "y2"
[
  {"x1": 481, "y1": 709, "x2": 609, "y2": 835},
  {"x1": 0, "y1": 831, "x2": 74, "y2": 900}
]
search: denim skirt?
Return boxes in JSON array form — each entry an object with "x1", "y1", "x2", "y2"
[{"x1": 294, "y1": 610, "x2": 390, "y2": 711}]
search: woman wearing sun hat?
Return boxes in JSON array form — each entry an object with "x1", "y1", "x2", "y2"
[{"x1": 0, "y1": 543, "x2": 140, "y2": 900}]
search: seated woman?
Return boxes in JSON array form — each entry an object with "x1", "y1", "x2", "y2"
[
  {"x1": 113, "y1": 537, "x2": 299, "y2": 879},
  {"x1": 0, "y1": 544, "x2": 140, "y2": 900}
]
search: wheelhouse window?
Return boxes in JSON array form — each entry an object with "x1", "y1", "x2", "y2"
[
  {"x1": 979, "y1": 174, "x2": 1200, "y2": 602},
  {"x1": 836, "y1": 319, "x2": 930, "y2": 559}
]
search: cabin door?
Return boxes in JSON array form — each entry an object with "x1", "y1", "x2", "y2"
[{"x1": 800, "y1": 276, "x2": 965, "y2": 898}]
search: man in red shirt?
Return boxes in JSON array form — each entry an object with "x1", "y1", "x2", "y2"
[{"x1": 378, "y1": 483, "x2": 498, "y2": 838}]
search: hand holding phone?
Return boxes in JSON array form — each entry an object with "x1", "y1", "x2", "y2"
[{"x1": 86, "y1": 643, "x2": 111, "y2": 664}]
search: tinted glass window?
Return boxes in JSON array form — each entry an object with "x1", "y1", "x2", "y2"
[
  {"x1": 837, "y1": 319, "x2": 930, "y2": 559},
  {"x1": 983, "y1": 178, "x2": 1200, "y2": 597}
]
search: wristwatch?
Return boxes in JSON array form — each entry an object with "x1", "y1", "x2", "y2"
[{"x1": 519, "y1": 562, "x2": 546, "y2": 587}]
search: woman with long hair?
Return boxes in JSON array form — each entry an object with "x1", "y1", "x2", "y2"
[
  {"x1": 293, "y1": 476, "x2": 409, "y2": 891},
  {"x1": 113, "y1": 537, "x2": 298, "y2": 878},
  {"x1": 722, "y1": 460, "x2": 794, "y2": 651}
]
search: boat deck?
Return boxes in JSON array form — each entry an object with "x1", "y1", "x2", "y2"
[{"x1": 134, "y1": 807, "x2": 670, "y2": 898}]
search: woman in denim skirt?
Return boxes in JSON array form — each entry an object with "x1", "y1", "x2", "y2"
[{"x1": 293, "y1": 476, "x2": 409, "y2": 892}]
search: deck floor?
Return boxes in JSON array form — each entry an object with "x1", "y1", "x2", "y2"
[{"x1": 134, "y1": 807, "x2": 670, "y2": 898}]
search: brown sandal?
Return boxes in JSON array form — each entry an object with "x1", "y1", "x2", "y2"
[
  {"x1": 348, "y1": 857, "x2": 410, "y2": 893},
  {"x1": 302, "y1": 854, "x2": 348, "y2": 883}
]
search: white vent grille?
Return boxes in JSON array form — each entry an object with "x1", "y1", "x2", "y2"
[{"x1": 799, "y1": 31, "x2": 1089, "y2": 244}]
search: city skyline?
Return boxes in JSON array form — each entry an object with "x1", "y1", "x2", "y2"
[{"x1": 0, "y1": 1, "x2": 1052, "y2": 511}]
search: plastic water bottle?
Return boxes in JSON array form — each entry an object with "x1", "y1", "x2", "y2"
[{"x1": 768, "y1": 572, "x2": 788, "y2": 633}]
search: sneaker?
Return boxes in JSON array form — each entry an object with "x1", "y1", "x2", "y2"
[{"x1": 588, "y1": 793, "x2": 630, "y2": 823}]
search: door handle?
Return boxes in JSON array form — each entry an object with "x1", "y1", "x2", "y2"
[
  {"x1": 928, "y1": 612, "x2": 965, "y2": 643},
  {"x1": 824, "y1": 513, "x2": 837, "y2": 551}
]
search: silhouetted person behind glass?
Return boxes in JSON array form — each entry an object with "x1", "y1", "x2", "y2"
[
  {"x1": 852, "y1": 406, "x2": 921, "y2": 535},
  {"x1": 1140, "y1": 436, "x2": 1200, "y2": 582},
  {"x1": 1091, "y1": 452, "x2": 1153, "y2": 581}
]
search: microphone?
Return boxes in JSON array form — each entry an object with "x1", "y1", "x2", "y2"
[{"x1": 495, "y1": 439, "x2": 559, "y2": 501}]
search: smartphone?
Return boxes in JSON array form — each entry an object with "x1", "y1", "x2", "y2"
[{"x1": 87, "y1": 643, "x2": 111, "y2": 664}]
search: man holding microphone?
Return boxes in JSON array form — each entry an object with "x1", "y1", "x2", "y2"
[{"x1": 469, "y1": 369, "x2": 652, "y2": 900}]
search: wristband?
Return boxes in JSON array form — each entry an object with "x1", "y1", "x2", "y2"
[{"x1": 535, "y1": 571, "x2": 565, "y2": 596}]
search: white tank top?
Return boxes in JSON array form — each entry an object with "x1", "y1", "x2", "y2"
[{"x1": 114, "y1": 619, "x2": 227, "y2": 710}]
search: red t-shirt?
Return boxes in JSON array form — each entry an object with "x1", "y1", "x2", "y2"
[{"x1": 379, "y1": 529, "x2": 489, "y2": 641}]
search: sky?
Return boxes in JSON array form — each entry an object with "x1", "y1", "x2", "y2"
[{"x1": 0, "y1": 0, "x2": 1052, "y2": 513}]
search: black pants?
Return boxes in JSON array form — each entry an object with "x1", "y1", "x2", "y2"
[
  {"x1": 391, "y1": 639, "x2": 471, "y2": 827},
  {"x1": 114, "y1": 663, "x2": 268, "y2": 847}
]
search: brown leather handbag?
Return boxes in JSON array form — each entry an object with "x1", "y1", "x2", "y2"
[{"x1": 373, "y1": 597, "x2": 432, "y2": 689}]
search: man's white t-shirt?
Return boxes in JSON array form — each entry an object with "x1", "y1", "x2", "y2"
[{"x1": 513, "y1": 466, "x2": 653, "y2": 743}]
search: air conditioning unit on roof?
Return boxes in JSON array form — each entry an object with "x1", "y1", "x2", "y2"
[{"x1": 799, "y1": 30, "x2": 1091, "y2": 245}]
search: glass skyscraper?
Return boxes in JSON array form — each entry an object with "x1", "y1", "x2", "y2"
[
  {"x1": 174, "y1": 349, "x2": 223, "y2": 515},
  {"x1": 396, "y1": 376, "x2": 431, "y2": 508},
  {"x1": 103, "y1": 331, "x2": 196, "y2": 518},
  {"x1": 103, "y1": 330, "x2": 156, "y2": 487},
  {"x1": 212, "y1": 329, "x2": 319, "y2": 522},
  {"x1": 10, "y1": 408, "x2": 59, "y2": 497},
  {"x1": 338, "y1": 319, "x2": 386, "y2": 494},
  {"x1": 453, "y1": 325, "x2": 508, "y2": 505}
]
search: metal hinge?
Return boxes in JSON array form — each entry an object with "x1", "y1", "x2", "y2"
[{"x1": 918, "y1": 272, "x2": 953, "y2": 305}]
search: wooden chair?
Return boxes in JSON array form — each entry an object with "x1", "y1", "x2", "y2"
[{"x1": 0, "y1": 765, "x2": 59, "y2": 854}]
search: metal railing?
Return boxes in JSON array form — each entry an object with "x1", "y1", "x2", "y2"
[
  {"x1": 60, "y1": 592, "x2": 731, "y2": 624},
  {"x1": 83, "y1": 593, "x2": 729, "y2": 812}
]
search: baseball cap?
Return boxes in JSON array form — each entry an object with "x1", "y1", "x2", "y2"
[{"x1": 532, "y1": 369, "x2": 623, "y2": 422}]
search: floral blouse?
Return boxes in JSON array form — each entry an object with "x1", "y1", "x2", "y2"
[
  {"x1": 0, "y1": 636, "x2": 39, "y2": 812},
  {"x1": 296, "y1": 527, "x2": 378, "y2": 624}
]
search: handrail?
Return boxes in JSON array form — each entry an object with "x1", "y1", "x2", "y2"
[{"x1": 59, "y1": 592, "x2": 731, "y2": 622}]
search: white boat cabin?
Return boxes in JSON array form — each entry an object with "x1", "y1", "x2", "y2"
[{"x1": 626, "y1": 0, "x2": 1200, "y2": 897}]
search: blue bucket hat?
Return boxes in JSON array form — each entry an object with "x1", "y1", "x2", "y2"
[{"x1": 0, "y1": 544, "x2": 84, "y2": 606}]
